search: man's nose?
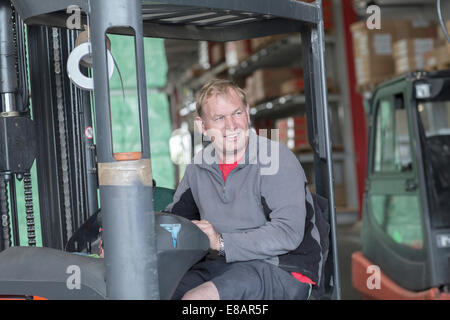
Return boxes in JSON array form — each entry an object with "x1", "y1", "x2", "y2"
[{"x1": 224, "y1": 115, "x2": 235, "y2": 130}]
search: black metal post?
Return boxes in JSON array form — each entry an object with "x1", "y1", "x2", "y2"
[
  {"x1": 301, "y1": 0, "x2": 341, "y2": 300},
  {"x1": 27, "y1": 26, "x2": 66, "y2": 249}
]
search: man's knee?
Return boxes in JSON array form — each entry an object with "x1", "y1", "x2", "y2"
[{"x1": 182, "y1": 281, "x2": 220, "y2": 300}]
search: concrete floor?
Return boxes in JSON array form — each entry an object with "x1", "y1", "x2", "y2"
[{"x1": 336, "y1": 221, "x2": 363, "y2": 300}]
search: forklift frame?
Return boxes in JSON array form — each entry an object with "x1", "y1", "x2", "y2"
[{"x1": 6, "y1": 0, "x2": 340, "y2": 300}]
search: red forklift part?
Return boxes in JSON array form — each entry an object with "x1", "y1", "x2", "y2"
[
  {"x1": 352, "y1": 251, "x2": 450, "y2": 300},
  {"x1": 113, "y1": 152, "x2": 142, "y2": 161},
  {"x1": 0, "y1": 295, "x2": 47, "y2": 300}
]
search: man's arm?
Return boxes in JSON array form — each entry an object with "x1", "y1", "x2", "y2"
[
  {"x1": 163, "y1": 165, "x2": 200, "y2": 221},
  {"x1": 222, "y1": 144, "x2": 307, "y2": 262}
]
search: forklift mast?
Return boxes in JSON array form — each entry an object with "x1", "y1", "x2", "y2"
[{"x1": 0, "y1": 0, "x2": 340, "y2": 300}]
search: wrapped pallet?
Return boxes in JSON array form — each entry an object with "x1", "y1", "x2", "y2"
[
  {"x1": 351, "y1": 20, "x2": 436, "y2": 90},
  {"x1": 393, "y1": 38, "x2": 435, "y2": 75}
]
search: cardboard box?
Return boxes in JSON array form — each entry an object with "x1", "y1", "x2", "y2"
[
  {"x1": 250, "y1": 34, "x2": 290, "y2": 52},
  {"x1": 225, "y1": 40, "x2": 252, "y2": 67},
  {"x1": 280, "y1": 78, "x2": 305, "y2": 96},
  {"x1": 251, "y1": 68, "x2": 303, "y2": 104},
  {"x1": 393, "y1": 38, "x2": 435, "y2": 74},
  {"x1": 308, "y1": 183, "x2": 347, "y2": 207},
  {"x1": 351, "y1": 21, "x2": 398, "y2": 86},
  {"x1": 276, "y1": 116, "x2": 309, "y2": 151},
  {"x1": 407, "y1": 20, "x2": 437, "y2": 39},
  {"x1": 393, "y1": 38, "x2": 435, "y2": 58},
  {"x1": 351, "y1": 20, "x2": 437, "y2": 87},
  {"x1": 276, "y1": 116, "x2": 307, "y2": 129},
  {"x1": 425, "y1": 45, "x2": 450, "y2": 70},
  {"x1": 437, "y1": 20, "x2": 450, "y2": 41},
  {"x1": 395, "y1": 54, "x2": 425, "y2": 74},
  {"x1": 209, "y1": 42, "x2": 225, "y2": 66},
  {"x1": 245, "y1": 75, "x2": 255, "y2": 106},
  {"x1": 334, "y1": 184, "x2": 347, "y2": 207}
]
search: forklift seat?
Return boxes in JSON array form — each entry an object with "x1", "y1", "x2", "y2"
[{"x1": 0, "y1": 246, "x2": 106, "y2": 299}]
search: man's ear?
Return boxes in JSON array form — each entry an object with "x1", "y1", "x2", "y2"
[{"x1": 194, "y1": 116, "x2": 205, "y2": 136}]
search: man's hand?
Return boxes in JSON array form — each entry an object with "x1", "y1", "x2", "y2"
[{"x1": 192, "y1": 219, "x2": 221, "y2": 251}]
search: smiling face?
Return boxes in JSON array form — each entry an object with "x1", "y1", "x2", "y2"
[{"x1": 196, "y1": 87, "x2": 250, "y2": 163}]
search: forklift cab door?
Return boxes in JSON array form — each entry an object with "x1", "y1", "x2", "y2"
[{"x1": 362, "y1": 79, "x2": 428, "y2": 292}]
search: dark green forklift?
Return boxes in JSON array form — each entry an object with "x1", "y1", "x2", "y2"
[
  {"x1": 352, "y1": 70, "x2": 450, "y2": 299},
  {"x1": 0, "y1": 0, "x2": 341, "y2": 300}
]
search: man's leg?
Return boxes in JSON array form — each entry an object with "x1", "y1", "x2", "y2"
[
  {"x1": 182, "y1": 281, "x2": 220, "y2": 300},
  {"x1": 176, "y1": 260, "x2": 312, "y2": 300},
  {"x1": 210, "y1": 260, "x2": 312, "y2": 300},
  {"x1": 171, "y1": 259, "x2": 229, "y2": 300}
]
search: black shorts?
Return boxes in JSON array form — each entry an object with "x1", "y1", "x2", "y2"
[{"x1": 171, "y1": 259, "x2": 312, "y2": 300}]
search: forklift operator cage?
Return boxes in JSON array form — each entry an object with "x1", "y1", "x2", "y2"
[{"x1": 11, "y1": 0, "x2": 340, "y2": 299}]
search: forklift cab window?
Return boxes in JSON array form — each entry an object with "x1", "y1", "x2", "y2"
[
  {"x1": 370, "y1": 96, "x2": 423, "y2": 250},
  {"x1": 374, "y1": 98, "x2": 412, "y2": 172},
  {"x1": 418, "y1": 100, "x2": 450, "y2": 228}
]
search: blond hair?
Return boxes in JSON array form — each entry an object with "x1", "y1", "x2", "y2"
[{"x1": 196, "y1": 78, "x2": 247, "y2": 117}]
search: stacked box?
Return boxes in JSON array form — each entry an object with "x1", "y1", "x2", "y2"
[
  {"x1": 245, "y1": 75, "x2": 256, "y2": 106},
  {"x1": 253, "y1": 118, "x2": 275, "y2": 140},
  {"x1": 351, "y1": 20, "x2": 437, "y2": 89},
  {"x1": 208, "y1": 42, "x2": 225, "y2": 66},
  {"x1": 280, "y1": 78, "x2": 305, "y2": 96},
  {"x1": 425, "y1": 45, "x2": 450, "y2": 70},
  {"x1": 250, "y1": 34, "x2": 290, "y2": 52},
  {"x1": 309, "y1": 183, "x2": 347, "y2": 207},
  {"x1": 437, "y1": 20, "x2": 450, "y2": 51},
  {"x1": 225, "y1": 40, "x2": 252, "y2": 67},
  {"x1": 393, "y1": 38, "x2": 435, "y2": 74},
  {"x1": 276, "y1": 116, "x2": 309, "y2": 151},
  {"x1": 250, "y1": 68, "x2": 303, "y2": 104}
]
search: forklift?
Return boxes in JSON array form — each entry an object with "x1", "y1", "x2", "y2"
[
  {"x1": 352, "y1": 70, "x2": 450, "y2": 300},
  {"x1": 352, "y1": 0, "x2": 450, "y2": 299},
  {"x1": 0, "y1": 0, "x2": 341, "y2": 299}
]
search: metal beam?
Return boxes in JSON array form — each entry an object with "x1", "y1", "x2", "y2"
[{"x1": 90, "y1": 0, "x2": 159, "y2": 300}]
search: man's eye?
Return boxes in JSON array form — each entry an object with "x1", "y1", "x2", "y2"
[{"x1": 215, "y1": 116, "x2": 224, "y2": 121}]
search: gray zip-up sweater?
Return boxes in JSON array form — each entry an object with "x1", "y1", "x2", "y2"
[{"x1": 164, "y1": 129, "x2": 327, "y2": 284}]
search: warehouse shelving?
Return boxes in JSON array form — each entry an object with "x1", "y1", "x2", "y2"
[{"x1": 250, "y1": 92, "x2": 341, "y2": 119}]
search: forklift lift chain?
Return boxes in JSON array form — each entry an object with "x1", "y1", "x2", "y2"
[
  {"x1": 23, "y1": 172, "x2": 35, "y2": 246},
  {"x1": 52, "y1": 27, "x2": 73, "y2": 240},
  {"x1": 0, "y1": 175, "x2": 11, "y2": 249}
]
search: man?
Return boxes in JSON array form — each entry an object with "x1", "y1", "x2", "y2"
[{"x1": 164, "y1": 79, "x2": 328, "y2": 300}]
